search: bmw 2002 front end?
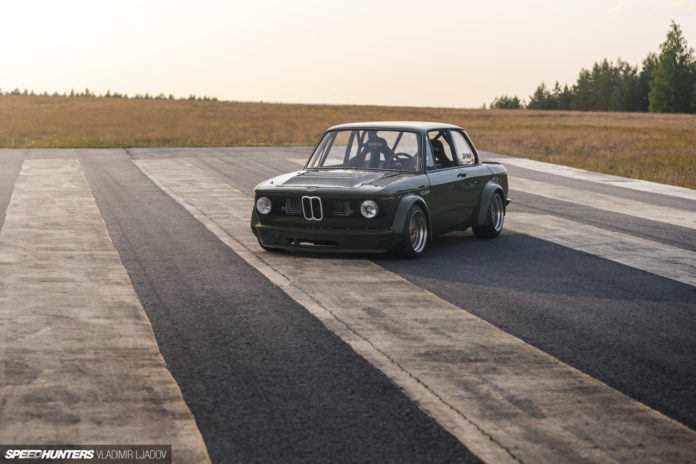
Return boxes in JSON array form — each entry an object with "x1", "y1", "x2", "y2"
[{"x1": 251, "y1": 178, "x2": 424, "y2": 254}]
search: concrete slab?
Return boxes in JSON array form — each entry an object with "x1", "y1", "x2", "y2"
[
  {"x1": 0, "y1": 160, "x2": 209, "y2": 463},
  {"x1": 510, "y1": 177, "x2": 696, "y2": 229},
  {"x1": 506, "y1": 213, "x2": 696, "y2": 287}
]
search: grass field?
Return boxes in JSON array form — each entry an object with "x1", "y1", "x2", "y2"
[{"x1": 1, "y1": 95, "x2": 695, "y2": 188}]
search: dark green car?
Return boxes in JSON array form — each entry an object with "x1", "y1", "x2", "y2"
[{"x1": 251, "y1": 122, "x2": 510, "y2": 257}]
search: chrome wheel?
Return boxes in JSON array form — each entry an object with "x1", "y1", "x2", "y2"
[
  {"x1": 408, "y1": 209, "x2": 428, "y2": 253},
  {"x1": 490, "y1": 193, "x2": 504, "y2": 232}
]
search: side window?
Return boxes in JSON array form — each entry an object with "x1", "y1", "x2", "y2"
[
  {"x1": 451, "y1": 131, "x2": 477, "y2": 165},
  {"x1": 427, "y1": 130, "x2": 456, "y2": 170}
]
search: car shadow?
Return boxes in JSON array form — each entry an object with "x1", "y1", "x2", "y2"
[
  {"x1": 265, "y1": 228, "x2": 694, "y2": 304},
  {"x1": 371, "y1": 230, "x2": 696, "y2": 304}
]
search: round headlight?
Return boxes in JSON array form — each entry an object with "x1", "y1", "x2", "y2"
[
  {"x1": 360, "y1": 199, "x2": 379, "y2": 219},
  {"x1": 256, "y1": 196, "x2": 272, "y2": 215}
]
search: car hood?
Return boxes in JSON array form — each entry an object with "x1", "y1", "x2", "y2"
[{"x1": 274, "y1": 170, "x2": 407, "y2": 189}]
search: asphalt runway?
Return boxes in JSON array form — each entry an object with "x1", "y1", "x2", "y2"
[{"x1": 0, "y1": 146, "x2": 694, "y2": 463}]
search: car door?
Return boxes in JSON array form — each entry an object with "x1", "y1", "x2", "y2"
[
  {"x1": 425, "y1": 130, "x2": 469, "y2": 232},
  {"x1": 449, "y1": 130, "x2": 491, "y2": 222}
]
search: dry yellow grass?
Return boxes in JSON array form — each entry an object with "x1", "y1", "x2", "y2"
[{"x1": 1, "y1": 96, "x2": 695, "y2": 188}]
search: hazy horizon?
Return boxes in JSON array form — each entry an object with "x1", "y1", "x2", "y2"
[{"x1": 2, "y1": 0, "x2": 695, "y2": 108}]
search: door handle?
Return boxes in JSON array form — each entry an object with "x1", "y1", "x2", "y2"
[{"x1": 457, "y1": 172, "x2": 467, "y2": 178}]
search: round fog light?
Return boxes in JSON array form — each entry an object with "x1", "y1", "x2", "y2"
[
  {"x1": 256, "y1": 196, "x2": 272, "y2": 215},
  {"x1": 360, "y1": 200, "x2": 379, "y2": 219}
]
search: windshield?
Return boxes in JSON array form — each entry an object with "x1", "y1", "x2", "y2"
[{"x1": 306, "y1": 129, "x2": 422, "y2": 172}]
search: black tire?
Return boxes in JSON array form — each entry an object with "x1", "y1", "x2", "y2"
[
  {"x1": 394, "y1": 205, "x2": 429, "y2": 258},
  {"x1": 473, "y1": 192, "x2": 505, "y2": 239}
]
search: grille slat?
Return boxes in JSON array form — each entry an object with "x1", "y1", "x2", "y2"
[
  {"x1": 330, "y1": 200, "x2": 356, "y2": 217},
  {"x1": 281, "y1": 198, "x2": 301, "y2": 215}
]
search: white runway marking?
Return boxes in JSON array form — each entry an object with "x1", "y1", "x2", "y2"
[
  {"x1": 0, "y1": 160, "x2": 209, "y2": 463},
  {"x1": 135, "y1": 158, "x2": 696, "y2": 464},
  {"x1": 485, "y1": 154, "x2": 696, "y2": 201},
  {"x1": 510, "y1": 177, "x2": 696, "y2": 229},
  {"x1": 506, "y1": 213, "x2": 696, "y2": 287}
]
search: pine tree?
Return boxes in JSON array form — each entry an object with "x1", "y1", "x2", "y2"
[
  {"x1": 637, "y1": 53, "x2": 658, "y2": 111},
  {"x1": 572, "y1": 69, "x2": 595, "y2": 111},
  {"x1": 490, "y1": 95, "x2": 522, "y2": 109},
  {"x1": 552, "y1": 82, "x2": 572, "y2": 110},
  {"x1": 649, "y1": 21, "x2": 696, "y2": 113},
  {"x1": 528, "y1": 83, "x2": 555, "y2": 109},
  {"x1": 608, "y1": 59, "x2": 640, "y2": 111}
]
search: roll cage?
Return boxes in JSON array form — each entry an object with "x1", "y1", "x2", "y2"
[{"x1": 307, "y1": 129, "x2": 422, "y2": 172}]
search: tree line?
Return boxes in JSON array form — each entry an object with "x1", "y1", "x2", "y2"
[
  {"x1": 0, "y1": 87, "x2": 219, "y2": 102},
  {"x1": 491, "y1": 21, "x2": 696, "y2": 113}
]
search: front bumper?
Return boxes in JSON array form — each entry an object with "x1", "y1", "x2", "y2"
[{"x1": 252, "y1": 222, "x2": 400, "y2": 254}]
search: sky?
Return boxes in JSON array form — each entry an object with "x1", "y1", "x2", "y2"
[{"x1": 1, "y1": 0, "x2": 695, "y2": 108}]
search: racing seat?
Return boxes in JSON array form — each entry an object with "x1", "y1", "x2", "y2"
[
  {"x1": 431, "y1": 138, "x2": 452, "y2": 168},
  {"x1": 362, "y1": 134, "x2": 392, "y2": 168}
]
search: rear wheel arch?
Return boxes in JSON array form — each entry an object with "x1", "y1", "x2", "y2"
[
  {"x1": 473, "y1": 190, "x2": 505, "y2": 239},
  {"x1": 475, "y1": 182, "x2": 506, "y2": 226}
]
